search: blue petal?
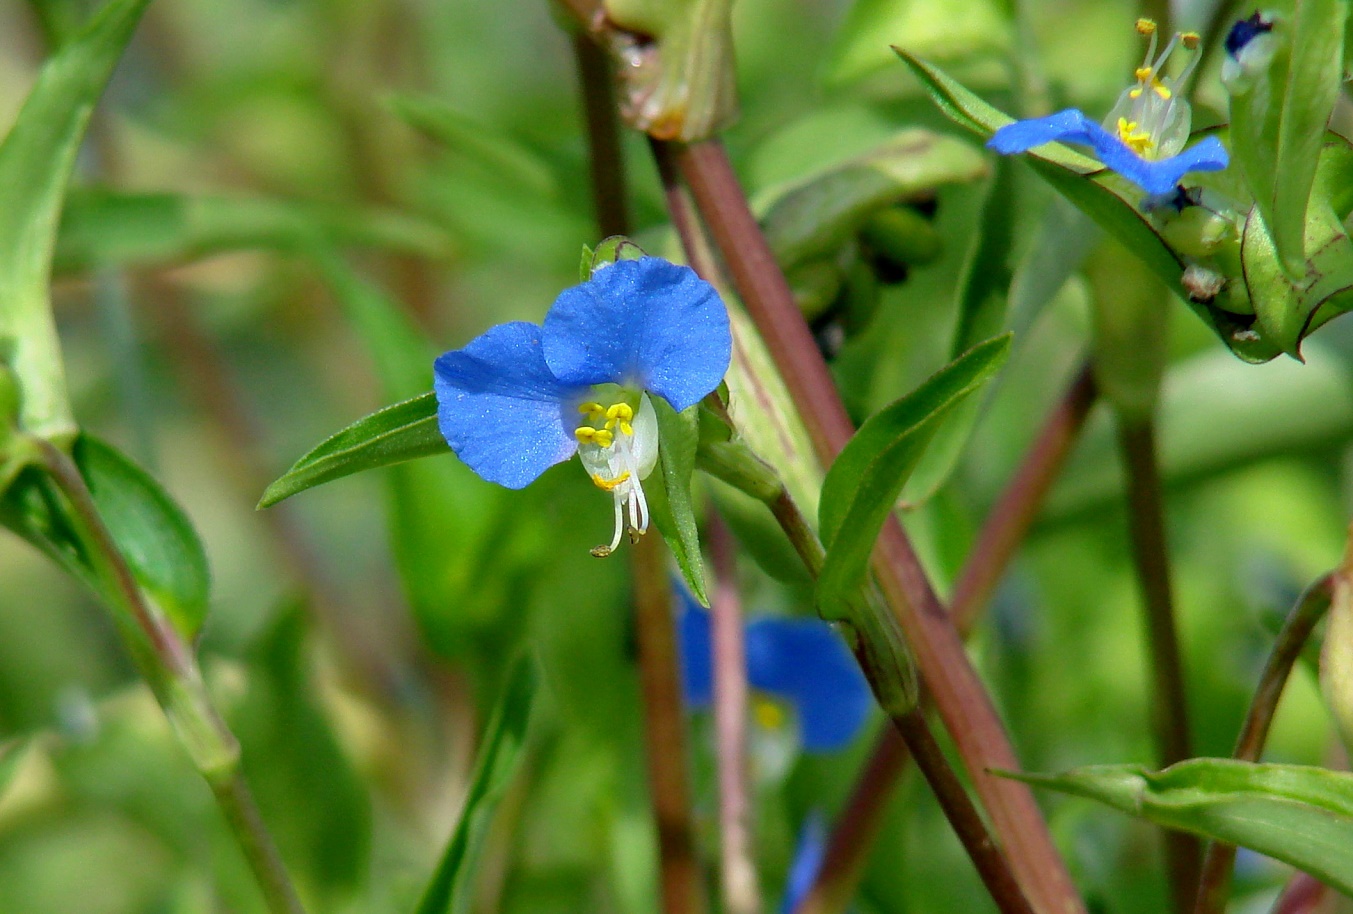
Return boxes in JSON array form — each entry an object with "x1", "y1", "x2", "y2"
[
  {"x1": 780, "y1": 811, "x2": 828, "y2": 914},
  {"x1": 433, "y1": 321, "x2": 582, "y2": 489},
  {"x1": 1093, "y1": 136, "x2": 1230, "y2": 196},
  {"x1": 986, "y1": 109, "x2": 1105, "y2": 155},
  {"x1": 676, "y1": 595, "x2": 714, "y2": 707},
  {"x1": 987, "y1": 109, "x2": 1230, "y2": 196},
  {"x1": 746, "y1": 616, "x2": 873, "y2": 752},
  {"x1": 542, "y1": 257, "x2": 731, "y2": 412}
]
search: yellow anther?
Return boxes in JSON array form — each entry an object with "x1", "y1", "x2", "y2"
[
  {"x1": 591, "y1": 471, "x2": 631, "y2": 492},
  {"x1": 606, "y1": 403, "x2": 634, "y2": 421},
  {"x1": 1136, "y1": 17, "x2": 1156, "y2": 35},
  {"x1": 593, "y1": 428, "x2": 614, "y2": 448},
  {"x1": 575, "y1": 426, "x2": 597, "y2": 443},
  {"x1": 1135, "y1": 66, "x2": 1153, "y2": 81},
  {"x1": 1154, "y1": 83, "x2": 1172, "y2": 99},
  {"x1": 753, "y1": 698, "x2": 787, "y2": 731},
  {"x1": 578, "y1": 402, "x2": 604, "y2": 415},
  {"x1": 1116, "y1": 118, "x2": 1155, "y2": 155},
  {"x1": 619, "y1": 420, "x2": 633, "y2": 436},
  {"x1": 1181, "y1": 31, "x2": 1200, "y2": 50}
]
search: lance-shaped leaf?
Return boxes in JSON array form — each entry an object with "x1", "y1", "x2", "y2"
[
  {"x1": 415, "y1": 655, "x2": 536, "y2": 914},
  {"x1": 902, "y1": 159, "x2": 1016, "y2": 507},
  {"x1": 760, "y1": 129, "x2": 987, "y2": 273},
  {"x1": 0, "y1": 0, "x2": 151, "y2": 441},
  {"x1": 1007, "y1": 760, "x2": 1353, "y2": 896},
  {"x1": 0, "y1": 434, "x2": 210, "y2": 640},
  {"x1": 897, "y1": 50, "x2": 1284, "y2": 364},
  {"x1": 1228, "y1": 0, "x2": 1348, "y2": 279},
  {"x1": 258, "y1": 394, "x2": 449, "y2": 508},
  {"x1": 817, "y1": 335, "x2": 1010, "y2": 616},
  {"x1": 825, "y1": 0, "x2": 1011, "y2": 88}
]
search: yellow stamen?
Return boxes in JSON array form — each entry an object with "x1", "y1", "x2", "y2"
[
  {"x1": 1181, "y1": 31, "x2": 1199, "y2": 50},
  {"x1": 578, "y1": 401, "x2": 603, "y2": 415},
  {"x1": 606, "y1": 403, "x2": 634, "y2": 421},
  {"x1": 591, "y1": 471, "x2": 631, "y2": 491},
  {"x1": 575, "y1": 426, "x2": 596, "y2": 443},
  {"x1": 594, "y1": 428, "x2": 614, "y2": 447},
  {"x1": 619, "y1": 420, "x2": 633, "y2": 436},
  {"x1": 753, "y1": 698, "x2": 787, "y2": 731},
  {"x1": 1135, "y1": 66, "x2": 1153, "y2": 81},
  {"x1": 1154, "y1": 83, "x2": 1172, "y2": 99},
  {"x1": 1117, "y1": 118, "x2": 1154, "y2": 155},
  {"x1": 1136, "y1": 17, "x2": 1156, "y2": 35}
]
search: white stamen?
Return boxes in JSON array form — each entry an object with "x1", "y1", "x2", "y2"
[{"x1": 578, "y1": 393, "x2": 661, "y2": 555}]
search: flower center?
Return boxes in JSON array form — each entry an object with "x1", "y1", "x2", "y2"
[
  {"x1": 1105, "y1": 19, "x2": 1200, "y2": 161},
  {"x1": 574, "y1": 390, "x2": 660, "y2": 556}
]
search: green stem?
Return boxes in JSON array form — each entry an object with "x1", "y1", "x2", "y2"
[
  {"x1": 729, "y1": 475, "x2": 1030, "y2": 914},
  {"x1": 1117, "y1": 419, "x2": 1200, "y2": 912},
  {"x1": 34, "y1": 437, "x2": 307, "y2": 914},
  {"x1": 803, "y1": 360, "x2": 1098, "y2": 914},
  {"x1": 662, "y1": 137, "x2": 1083, "y2": 914},
  {"x1": 631, "y1": 531, "x2": 707, "y2": 914},
  {"x1": 1192, "y1": 575, "x2": 1333, "y2": 914}
]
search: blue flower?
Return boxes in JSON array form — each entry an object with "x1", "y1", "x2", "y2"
[
  {"x1": 677, "y1": 599, "x2": 874, "y2": 752},
  {"x1": 987, "y1": 19, "x2": 1229, "y2": 197},
  {"x1": 433, "y1": 257, "x2": 731, "y2": 554}
]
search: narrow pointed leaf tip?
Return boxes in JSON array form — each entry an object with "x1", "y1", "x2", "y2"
[
  {"x1": 817, "y1": 335, "x2": 1011, "y2": 613},
  {"x1": 1005, "y1": 759, "x2": 1353, "y2": 896},
  {"x1": 434, "y1": 256, "x2": 731, "y2": 489},
  {"x1": 987, "y1": 110, "x2": 1228, "y2": 196}
]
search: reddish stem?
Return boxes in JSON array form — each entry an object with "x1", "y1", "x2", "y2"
[{"x1": 662, "y1": 138, "x2": 1083, "y2": 914}]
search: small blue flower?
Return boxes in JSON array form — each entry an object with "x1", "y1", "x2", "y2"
[
  {"x1": 677, "y1": 599, "x2": 874, "y2": 752},
  {"x1": 987, "y1": 19, "x2": 1229, "y2": 197},
  {"x1": 434, "y1": 257, "x2": 731, "y2": 554}
]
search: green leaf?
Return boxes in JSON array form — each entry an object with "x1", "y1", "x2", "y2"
[
  {"x1": 0, "y1": 434, "x2": 211, "y2": 640},
  {"x1": 901, "y1": 159, "x2": 1015, "y2": 507},
  {"x1": 760, "y1": 129, "x2": 988, "y2": 273},
  {"x1": 817, "y1": 335, "x2": 1010, "y2": 615},
  {"x1": 259, "y1": 393, "x2": 449, "y2": 508},
  {"x1": 1008, "y1": 759, "x2": 1353, "y2": 896},
  {"x1": 825, "y1": 0, "x2": 1011, "y2": 88},
  {"x1": 646, "y1": 399, "x2": 708, "y2": 605},
  {"x1": 0, "y1": 0, "x2": 151, "y2": 441},
  {"x1": 232, "y1": 606, "x2": 371, "y2": 900},
  {"x1": 1229, "y1": 0, "x2": 1348, "y2": 278},
  {"x1": 415, "y1": 656, "x2": 537, "y2": 914},
  {"x1": 54, "y1": 189, "x2": 453, "y2": 274},
  {"x1": 78, "y1": 437, "x2": 210, "y2": 640}
]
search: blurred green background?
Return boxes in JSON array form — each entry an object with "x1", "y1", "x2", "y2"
[{"x1": 0, "y1": 0, "x2": 1349, "y2": 912}]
